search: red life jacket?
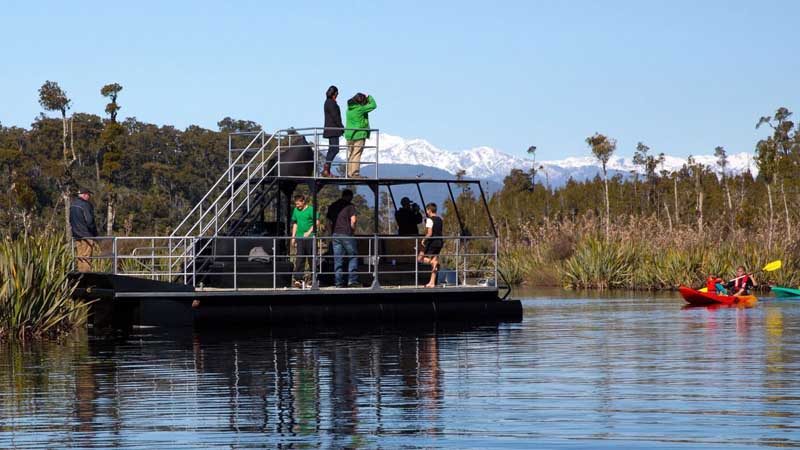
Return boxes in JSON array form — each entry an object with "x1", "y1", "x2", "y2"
[
  {"x1": 706, "y1": 277, "x2": 717, "y2": 293},
  {"x1": 734, "y1": 275, "x2": 750, "y2": 291}
]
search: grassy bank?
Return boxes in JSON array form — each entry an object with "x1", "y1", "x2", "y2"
[
  {"x1": 0, "y1": 233, "x2": 89, "y2": 340},
  {"x1": 499, "y1": 216, "x2": 800, "y2": 290}
]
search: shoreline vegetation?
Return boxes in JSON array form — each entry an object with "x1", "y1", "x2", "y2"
[
  {"x1": 497, "y1": 216, "x2": 799, "y2": 290},
  {"x1": 446, "y1": 108, "x2": 800, "y2": 291},
  {"x1": 0, "y1": 232, "x2": 89, "y2": 341}
]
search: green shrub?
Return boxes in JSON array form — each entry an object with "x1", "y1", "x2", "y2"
[
  {"x1": 561, "y1": 237, "x2": 634, "y2": 289},
  {"x1": 0, "y1": 233, "x2": 89, "y2": 340}
]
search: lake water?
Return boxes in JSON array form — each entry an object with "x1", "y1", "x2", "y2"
[{"x1": 1, "y1": 289, "x2": 799, "y2": 449}]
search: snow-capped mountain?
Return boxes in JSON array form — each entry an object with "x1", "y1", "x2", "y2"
[{"x1": 363, "y1": 133, "x2": 756, "y2": 187}]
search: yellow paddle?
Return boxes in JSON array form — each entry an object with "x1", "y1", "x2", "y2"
[{"x1": 699, "y1": 260, "x2": 782, "y2": 293}]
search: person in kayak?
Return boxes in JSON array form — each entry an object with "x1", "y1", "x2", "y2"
[
  {"x1": 726, "y1": 266, "x2": 755, "y2": 296},
  {"x1": 705, "y1": 275, "x2": 726, "y2": 294}
]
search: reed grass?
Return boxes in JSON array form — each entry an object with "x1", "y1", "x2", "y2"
[
  {"x1": 499, "y1": 249, "x2": 539, "y2": 285},
  {"x1": 500, "y1": 215, "x2": 800, "y2": 290},
  {"x1": 0, "y1": 233, "x2": 89, "y2": 340}
]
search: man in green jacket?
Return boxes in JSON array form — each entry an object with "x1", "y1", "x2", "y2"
[{"x1": 344, "y1": 93, "x2": 377, "y2": 178}]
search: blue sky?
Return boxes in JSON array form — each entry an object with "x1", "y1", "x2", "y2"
[{"x1": 1, "y1": 0, "x2": 798, "y2": 160}]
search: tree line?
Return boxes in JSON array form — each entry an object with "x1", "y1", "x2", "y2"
[
  {"x1": 446, "y1": 107, "x2": 798, "y2": 253},
  {"x1": 1, "y1": 81, "x2": 797, "y2": 252},
  {"x1": 0, "y1": 81, "x2": 262, "y2": 236}
]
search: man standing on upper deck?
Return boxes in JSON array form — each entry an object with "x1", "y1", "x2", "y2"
[
  {"x1": 70, "y1": 188, "x2": 99, "y2": 272},
  {"x1": 322, "y1": 85, "x2": 344, "y2": 177},
  {"x1": 344, "y1": 93, "x2": 376, "y2": 178}
]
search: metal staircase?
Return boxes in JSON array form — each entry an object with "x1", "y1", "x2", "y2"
[
  {"x1": 165, "y1": 126, "x2": 375, "y2": 284},
  {"x1": 167, "y1": 130, "x2": 281, "y2": 281}
]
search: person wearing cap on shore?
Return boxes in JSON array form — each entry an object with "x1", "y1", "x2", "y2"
[{"x1": 70, "y1": 188, "x2": 99, "y2": 272}]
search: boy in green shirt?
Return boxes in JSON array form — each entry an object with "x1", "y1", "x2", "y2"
[{"x1": 291, "y1": 194, "x2": 320, "y2": 288}]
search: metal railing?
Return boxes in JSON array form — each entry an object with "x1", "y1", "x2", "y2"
[
  {"x1": 72, "y1": 235, "x2": 498, "y2": 291},
  {"x1": 229, "y1": 127, "x2": 380, "y2": 180},
  {"x1": 167, "y1": 130, "x2": 280, "y2": 277},
  {"x1": 167, "y1": 127, "x2": 382, "y2": 280}
]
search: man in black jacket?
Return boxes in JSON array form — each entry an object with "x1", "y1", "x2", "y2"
[
  {"x1": 322, "y1": 85, "x2": 344, "y2": 177},
  {"x1": 70, "y1": 188, "x2": 99, "y2": 272},
  {"x1": 395, "y1": 197, "x2": 423, "y2": 235}
]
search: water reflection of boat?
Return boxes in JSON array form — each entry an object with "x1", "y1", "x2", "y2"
[
  {"x1": 183, "y1": 322, "x2": 505, "y2": 439},
  {"x1": 1, "y1": 322, "x2": 507, "y2": 445}
]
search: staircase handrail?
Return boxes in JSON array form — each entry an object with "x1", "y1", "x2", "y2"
[{"x1": 170, "y1": 130, "x2": 269, "y2": 238}]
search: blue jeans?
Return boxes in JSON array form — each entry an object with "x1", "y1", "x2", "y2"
[
  {"x1": 325, "y1": 137, "x2": 340, "y2": 163},
  {"x1": 332, "y1": 234, "x2": 358, "y2": 286}
]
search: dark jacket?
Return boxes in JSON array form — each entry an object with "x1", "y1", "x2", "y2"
[
  {"x1": 70, "y1": 197, "x2": 98, "y2": 239},
  {"x1": 323, "y1": 99, "x2": 344, "y2": 138},
  {"x1": 395, "y1": 206, "x2": 423, "y2": 235},
  {"x1": 326, "y1": 199, "x2": 356, "y2": 235}
]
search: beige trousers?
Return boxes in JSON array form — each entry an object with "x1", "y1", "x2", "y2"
[
  {"x1": 347, "y1": 139, "x2": 365, "y2": 177},
  {"x1": 75, "y1": 239, "x2": 96, "y2": 272}
]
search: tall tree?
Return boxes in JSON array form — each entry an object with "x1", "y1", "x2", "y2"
[
  {"x1": 714, "y1": 146, "x2": 733, "y2": 211},
  {"x1": 757, "y1": 107, "x2": 795, "y2": 239},
  {"x1": 672, "y1": 172, "x2": 680, "y2": 224},
  {"x1": 632, "y1": 141, "x2": 664, "y2": 212},
  {"x1": 38, "y1": 81, "x2": 74, "y2": 236},
  {"x1": 101, "y1": 83, "x2": 123, "y2": 122},
  {"x1": 527, "y1": 145, "x2": 537, "y2": 188},
  {"x1": 755, "y1": 137, "x2": 778, "y2": 250},
  {"x1": 586, "y1": 133, "x2": 616, "y2": 239},
  {"x1": 686, "y1": 156, "x2": 705, "y2": 233},
  {"x1": 38, "y1": 81, "x2": 73, "y2": 162},
  {"x1": 100, "y1": 83, "x2": 124, "y2": 235}
]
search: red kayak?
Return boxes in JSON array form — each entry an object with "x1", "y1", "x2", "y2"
[{"x1": 678, "y1": 286, "x2": 758, "y2": 306}]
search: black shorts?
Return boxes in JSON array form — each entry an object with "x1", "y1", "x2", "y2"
[{"x1": 424, "y1": 240, "x2": 443, "y2": 256}]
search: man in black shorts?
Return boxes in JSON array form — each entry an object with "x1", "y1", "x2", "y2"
[{"x1": 417, "y1": 203, "x2": 443, "y2": 288}]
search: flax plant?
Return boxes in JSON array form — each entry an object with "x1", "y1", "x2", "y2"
[{"x1": 0, "y1": 233, "x2": 89, "y2": 340}]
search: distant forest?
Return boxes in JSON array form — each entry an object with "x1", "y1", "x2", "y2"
[{"x1": 1, "y1": 81, "x2": 798, "y2": 254}]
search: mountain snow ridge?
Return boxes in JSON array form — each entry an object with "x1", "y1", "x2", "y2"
[{"x1": 363, "y1": 133, "x2": 756, "y2": 186}]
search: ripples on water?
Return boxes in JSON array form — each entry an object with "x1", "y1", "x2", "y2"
[{"x1": 1, "y1": 290, "x2": 799, "y2": 449}]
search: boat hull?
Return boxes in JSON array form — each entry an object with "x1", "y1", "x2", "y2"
[
  {"x1": 678, "y1": 286, "x2": 757, "y2": 306},
  {"x1": 771, "y1": 286, "x2": 800, "y2": 298},
  {"x1": 73, "y1": 273, "x2": 522, "y2": 330}
]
